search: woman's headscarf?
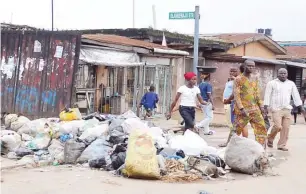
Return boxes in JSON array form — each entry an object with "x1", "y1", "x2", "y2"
[{"x1": 184, "y1": 72, "x2": 196, "y2": 81}]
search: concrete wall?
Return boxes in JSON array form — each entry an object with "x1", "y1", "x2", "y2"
[{"x1": 227, "y1": 42, "x2": 276, "y2": 59}]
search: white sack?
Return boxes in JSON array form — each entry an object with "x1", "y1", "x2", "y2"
[
  {"x1": 4, "y1": 114, "x2": 18, "y2": 128},
  {"x1": 79, "y1": 123, "x2": 109, "y2": 141},
  {"x1": 0, "y1": 130, "x2": 22, "y2": 152},
  {"x1": 17, "y1": 118, "x2": 49, "y2": 136},
  {"x1": 169, "y1": 130, "x2": 208, "y2": 156},
  {"x1": 11, "y1": 116, "x2": 31, "y2": 132},
  {"x1": 121, "y1": 118, "x2": 149, "y2": 134},
  {"x1": 58, "y1": 120, "x2": 85, "y2": 135},
  {"x1": 48, "y1": 139, "x2": 65, "y2": 162},
  {"x1": 224, "y1": 135, "x2": 266, "y2": 175},
  {"x1": 77, "y1": 138, "x2": 112, "y2": 164}
]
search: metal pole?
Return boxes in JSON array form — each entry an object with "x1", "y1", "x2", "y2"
[
  {"x1": 132, "y1": 0, "x2": 135, "y2": 28},
  {"x1": 193, "y1": 6, "x2": 200, "y2": 73},
  {"x1": 152, "y1": 5, "x2": 157, "y2": 29},
  {"x1": 51, "y1": 0, "x2": 54, "y2": 31}
]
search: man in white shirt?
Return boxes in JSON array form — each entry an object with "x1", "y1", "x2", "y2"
[{"x1": 264, "y1": 68, "x2": 306, "y2": 151}]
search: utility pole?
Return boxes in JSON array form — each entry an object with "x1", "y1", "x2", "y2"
[
  {"x1": 152, "y1": 5, "x2": 157, "y2": 29},
  {"x1": 10, "y1": 13, "x2": 13, "y2": 24},
  {"x1": 51, "y1": 0, "x2": 54, "y2": 31},
  {"x1": 193, "y1": 6, "x2": 200, "y2": 73},
  {"x1": 132, "y1": 0, "x2": 135, "y2": 28}
]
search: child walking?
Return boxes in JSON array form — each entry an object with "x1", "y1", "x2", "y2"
[{"x1": 139, "y1": 86, "x2": 159, "y2": 119}]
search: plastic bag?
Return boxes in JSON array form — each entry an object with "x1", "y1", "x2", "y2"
[
  {"x1": 21, "y1": 133, "x2": 34, "y2": 141},
  {"x1": 89, "y1": 158, "x2": 106, "y2": 168},
  {"x1": 79, "y1": 123, "x2": 109, "y2": 141},
  {"x1": 187, "y1": 156, "x2": 219, "y2": 178},
  {"x1": 147, "y1": 127, "x2": 168, "y2": 148},
  {"x1": 118, "y1": 110, "x2": 138, "y2": 119},
  {"x1": 58, "y1": 120, "x2": 85, "y2": 135},
  {"x1": 110, "y1": 144, "x2": 127, "y2": 170},
  {"x1": 64, "y1": 140, "x2": 86, "y2": 164},
  {"x1": 59, "y1": 108, "x2": 82, "y2": 121},
  {"x1": 15, "y1": 147, "x2": 34, "y2": 157},
  {"x1": 108, "y1": 119, "x2": 127, "y2": 144},
  {"x1": 169, "y1": 130, "x2": 208, "y2": 156},
  {"x1": 77, "y1": 138, "x2": 112, "y2": 164},
  {"x1": 200, "y1": 154, "x2": 226, "y2": 168},
  {"x1": 26, "y1": 133, "x2": 51, "y2": 150},
  {"x1": 4, "y1": 114, "x2": 18, "y2": 128},
  {"x1": 224, "y1": 135, "x2": 267, "y2": 175},
  {"x1": 121, "y1": 118, "x2": 149, "y2": 134},
  {"x1": 0, "y1": 130, "x2": 22, "y2": 153},
  {"x1": 10, "y1": 116, "x2": 30, "y2": 132},
  {"x1": 80, "y1": 118, "x2": 100, "y2": 132},
  {"x1": 18, "y1": 118, "x2": 48, "y2": 136},
  {"x1": 124, "y1": 130, "x2": 160, "y2": 179},
  {"x1": 48, "y1": 139, "x2": 65, "y2": 163}
]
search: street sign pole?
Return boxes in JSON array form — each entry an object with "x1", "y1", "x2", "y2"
[{"x1": 193, "y1": 6, "x2": 200, "y2": 73}]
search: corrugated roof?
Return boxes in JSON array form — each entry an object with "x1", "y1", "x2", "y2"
[
  {"x1": 82, "y1": 34, "x2": 170, "y2": 50},
  {"x1": 201, "y1": 33, "x2": 286, "y2": 55},
  {"x1": 277, "y1": 46, "x2": 306, "y2": 59}
]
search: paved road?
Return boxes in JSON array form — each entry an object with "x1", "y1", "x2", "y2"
[{"x1": 1, "y1": 122, "x2": 306, "y2": 194}]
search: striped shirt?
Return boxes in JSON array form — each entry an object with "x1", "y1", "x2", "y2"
[{"x1": 264, "y1": 78, "x2": 302, "y2": 111}]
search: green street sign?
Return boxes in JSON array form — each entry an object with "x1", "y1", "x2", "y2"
[{"x1": 169, "y1": 12, "x2": 195, "y2": 20}]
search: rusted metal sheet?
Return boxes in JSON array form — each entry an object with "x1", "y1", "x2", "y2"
[
  {"x1": 1, "y1": 31, "x2": 21, "y2": 113},
  {"x1": 1, "y1": 30, "x2": 81, "y2": 118}
]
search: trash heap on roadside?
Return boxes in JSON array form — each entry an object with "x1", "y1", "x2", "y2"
[{"x1": 1, "y1": 109, "x2": 271, "y2": 182}]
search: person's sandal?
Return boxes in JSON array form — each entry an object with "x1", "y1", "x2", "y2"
[{"x1": 267, "y1": 141, "x2": 273, "y2": 148}]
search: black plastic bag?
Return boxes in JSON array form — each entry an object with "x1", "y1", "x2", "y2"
[
  {"x1": 83, "y1": 112, "x2": 106, "y2": 122},
  {"x1": 89, "y1": 158, "x2": 106, "y2": 168},
  {"x1": 200, "y1": 154, "x2": 226, "y2": 169},
  {"x1": 111, "y1": 152, "x2": 126, "y2": 170}
]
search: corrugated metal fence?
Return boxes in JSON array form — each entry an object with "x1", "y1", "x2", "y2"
[{"x1": 1, "y1": 30, "x2": 81, "y2": 119}]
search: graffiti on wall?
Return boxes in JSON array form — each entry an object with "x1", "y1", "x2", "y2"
[{"x1": 1, "y1": 30, "x2": 81, "y2": 118}]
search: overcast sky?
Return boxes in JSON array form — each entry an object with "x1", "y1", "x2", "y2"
[{"x1": 1, "y1": 0, "x2": 305, "y2": 41}]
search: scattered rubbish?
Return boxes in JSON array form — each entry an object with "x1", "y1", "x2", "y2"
[
  {"x1": 59, "y1": 134, "x2": 73, "y2": 143},
  {"x1": 15, "y1": 147, "x2": 34, "y2": 157},
  {"x1": 0, "y1": 109, "x2": 278, "y2": 183}
]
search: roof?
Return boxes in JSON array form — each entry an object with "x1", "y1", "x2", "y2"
[
  {"x1": 206, "y1": 54, "x2": 306, "y2": 68},
  {"x1": 78, "y1": 28, "x2": 230, "y2": 52},
  {"x1": 201, "y1": 33, "x2": 286, "y2": 55},
  {"x1": 1, "y1": 23, "x2": 37, "y2": 31},
  {"x1": 82, "y1": 34, "x2": 170, "y2": 50},
  {"x1": 277, "y1": 46, "x2": 306, "y2": 59},
  {"x1": 278, "y1": 41, "x2": 306, "y2": 47}
]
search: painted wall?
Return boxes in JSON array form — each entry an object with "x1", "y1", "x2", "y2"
[
  {"x1": 1, "y1": 30, "x2": 81, "y2": 118},
  {"x1": 227, "y1": 42, "x2": 276, "y2": 59}
]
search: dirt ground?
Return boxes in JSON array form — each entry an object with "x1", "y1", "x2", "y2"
[{"x1": 1, "y1": 116, "x2": 306, "y2": 194}]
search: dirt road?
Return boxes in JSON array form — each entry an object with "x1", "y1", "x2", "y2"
[{"x1": 1, "y1": 122, "x2": 306, "y2": 194}]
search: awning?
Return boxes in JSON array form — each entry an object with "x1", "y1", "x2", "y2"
[
  {"x1": 243, "y1": 56, "x2": 306, "y2": 68},
  {"x1": 79, "y1": 46, "x2": 144, "y2": 66}
]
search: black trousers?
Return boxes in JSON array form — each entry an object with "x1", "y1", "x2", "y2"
[{"x1": 179, "y1": 106, "x2": 195, "y2": 130}]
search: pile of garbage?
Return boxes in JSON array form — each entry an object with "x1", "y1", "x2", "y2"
[{"x1": 1, "y1": 109, "x2": 271, "y2": 182}]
